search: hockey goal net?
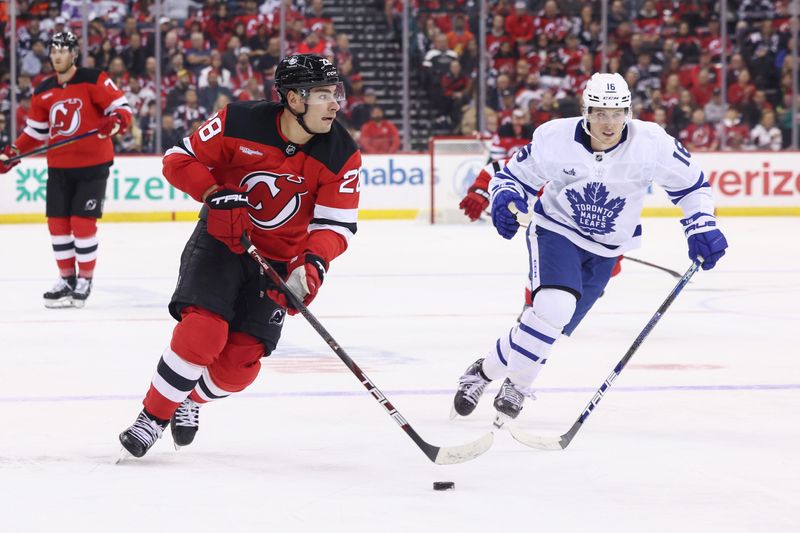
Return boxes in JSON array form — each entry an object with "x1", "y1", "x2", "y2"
[{"x1": 425, "y1": 136, "x2": 491, "y2": 224}]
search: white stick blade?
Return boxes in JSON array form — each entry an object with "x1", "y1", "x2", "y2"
[
  {"x1": 509, "y1": 427, "x2": 565, "y2": 451},
  {"x1": 434, "y1": 432, "x2": 494, "y2": 465}
]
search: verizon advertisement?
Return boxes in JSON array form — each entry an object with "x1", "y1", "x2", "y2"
[
  {"x1": 693, "y1": 152, "x2": 800, "y2": 204},
  {"x1": 0, "y1": 152, "x2": 797, "y2": 220}
]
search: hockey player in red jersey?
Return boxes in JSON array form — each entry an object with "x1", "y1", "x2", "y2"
[
  {"x1": 119, "y1": 54, "x2": 362, "y2": 459},
  {"x1": 458, "y1": 135, "x2": 529, "y2": 222},
  {"x1": 0, "y1": 32, "x2": 132, "y2": 308}
]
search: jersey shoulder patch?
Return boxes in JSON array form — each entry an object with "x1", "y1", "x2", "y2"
[
  {"x1": 33, "y1": 76, "x2": 58, "y2": 95},
  {"x1": 69, "y1": 68, "x2": 103, "y2": 86},
  {"x1": 305, "y1": 120, "x2": 359, "y2": 176},
  {"x1": 223, "y1": 101, "x2": 283, "y2": 145}
]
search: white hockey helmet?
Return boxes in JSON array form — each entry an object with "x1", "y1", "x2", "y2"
[
  {"x1": 582, "y1": 72, "x2": 632, "y2": 116},
  {"x1": 581, "y1": 73, "x2": 632, "y2": 141}
]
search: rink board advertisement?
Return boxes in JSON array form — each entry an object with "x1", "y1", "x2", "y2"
[{"x1": 1, "y1": 152, "x2": 798, "y2": 222}]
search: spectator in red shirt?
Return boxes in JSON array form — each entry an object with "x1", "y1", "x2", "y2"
[
  {"x1": 719, "y1": 107, "x2": 751, "y2": 150},
  {"x1": 728, "y1": 69, "x2": 756, "y2": 107},
  {"x1": 679, "y1": 108, "x2": 719, "y2": 151},
  {"x1": 529, "y1": 89, "x2": 558, "y2": 128},
  {"x1": 505, "y1": 1, "x2": 535, "y2": 48},
  {"x1": 487, "y1": 14, "x2": 510, "y2": 54},
  {"x1": 438, "y1": 60, "x2": 472, "y2": 124},
  {"x1": 497, "y1": 108, "x2": 534, "y2": 140},
  {"x1": 690, "y1": 68, "x2": 716, "y2": 108},
  {"x1": 535, "y1": 0, "x2": 571, "y2": 44},
  {"x1": 359, "y1": 106, "x2": 400, "y2": 153},
  {"x1": 297, "y1": 29, "x2": 329, "y2": 56}
]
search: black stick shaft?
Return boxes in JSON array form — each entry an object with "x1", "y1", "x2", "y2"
[
  {"x1": 240, "y1": 235, "x2": 443, "y2": 463},
  {"x1": 6, "y1": 129, "x2": 99, "y2": 163},
  {"x1": 623, "y1": 255, "x2": 683, "y2": 279},
  {"x1": 557, "y1": 259, "x2": 702, "y2": 448}
]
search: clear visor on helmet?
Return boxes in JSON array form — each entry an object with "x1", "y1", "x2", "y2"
[{"x1": 295, "y1": 82, "x2": 346, "y2": 105}]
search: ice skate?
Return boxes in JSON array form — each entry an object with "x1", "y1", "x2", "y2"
[
  {"x1": 171, "y1": 398, "x2": 200, "y2": 449},
  {"x1": 451, "y1": 358, "x2": 491, "y2": 418},
  {"x1": 43, "y1": 275, "x2": 75, "y2": 308},
  {"x1": 492, "y1": 378, "x2": 534, "y2": 428},
  {"x1": 118, "y1": 411, "x2": 167, "y2": 460},
  {"x1": 71, "y1": 277, "x2": 92, "y2": 308}
]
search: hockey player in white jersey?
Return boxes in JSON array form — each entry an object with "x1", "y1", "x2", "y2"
[{"x1": 451, "y1": 73, "x2": 728, "y2": 424}]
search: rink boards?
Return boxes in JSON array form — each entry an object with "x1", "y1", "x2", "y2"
[{"x1": 1, "y1": 151, "x2": 798, "y2": 222}]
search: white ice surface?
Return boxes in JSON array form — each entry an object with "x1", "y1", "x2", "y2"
[{"x1": 0, "y1": 217, "x2": 798, "y2": 533}]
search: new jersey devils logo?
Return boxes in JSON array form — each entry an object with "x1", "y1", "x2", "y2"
[
  {"x1": 50, "y1": 98, "x2": 83, "y2": 138},
  {"x1": 241, "y1": 171, "x2": 307, "y2": 230}
]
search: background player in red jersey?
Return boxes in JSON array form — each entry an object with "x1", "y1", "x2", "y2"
[
  {"x1": 0, "y1": 32, "x2": 132, "y2": 308},
  {"x1": 119, "y1": 54, "x2": 362, "y2": 459}
]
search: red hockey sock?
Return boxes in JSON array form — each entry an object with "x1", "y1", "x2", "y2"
[
  {"x1": 143, "y1": 307, "x2": 229, "y2": 420},
  {"x1": 71, "y1": 216, "x2": 98, "y2": 278},
  {"x1": 47, "y1": 217, "x2": 75, "y2": 277}
]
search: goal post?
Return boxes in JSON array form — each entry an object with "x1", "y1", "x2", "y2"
[{"x1": 426, "y1": 136, "x2": 491, "y2": 224}]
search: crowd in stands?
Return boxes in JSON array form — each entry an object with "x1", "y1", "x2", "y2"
[
  {"x1": 1, "y1": 0, "x2": 797, "y2": 155},
  {"x1": 413, "y1": 0, "x2": 795, "y2": 154},
  {"x1": 0, "y1": 0, "x2": 400, "y2": 154}
]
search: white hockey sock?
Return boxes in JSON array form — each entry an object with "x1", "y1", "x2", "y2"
[
  {"x1": 192, "y1": 368, "x2": 233, "y2": 402},
  {"x1": 506, "y1": 309, "x2": 562, "y2": 388},
  {"x1": 481, "y1": 326, "x2": 514, "y2": 381},
  {"x1": 151, "y1": 347, "x2": 204, "y2": 403}
]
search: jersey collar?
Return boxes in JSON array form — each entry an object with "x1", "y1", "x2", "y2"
[{"x1": 574, "y1": 119, "x2": 629, "y2": 155}]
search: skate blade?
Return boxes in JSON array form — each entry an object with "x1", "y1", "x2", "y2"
[
  {"x1": 44, "y1": 297, "x2": 74, "y2": 309},
  {"x1": 449, "y1": 405, "x2": 458, "y2": 420},
  {"x1": 71, "y1": 299, "x2": 86, "y2": 309},
  {"x1": 116, "y1": 447, "x2": 133, "y2": 464},
  {"x1": 493, "y1": 413, "x2": 512, "y2": 429}
]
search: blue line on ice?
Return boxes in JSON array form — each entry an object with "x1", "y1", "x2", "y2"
[{"x1": 1, "y1": 383, "x2": 798, "y2": 403}]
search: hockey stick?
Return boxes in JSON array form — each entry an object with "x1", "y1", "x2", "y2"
[
  {"x1": 623, "y1": 255, "x2": 683, "y2": 279},
  {"x1": 509, "y1": 259, "x2": 702, "y2": 451},
  {"x1": 240, "y1": 235, "x2": 493, "y2": 465},
  {"x1": 4, "y1": 129, "x2": 100, "y2": 164}
]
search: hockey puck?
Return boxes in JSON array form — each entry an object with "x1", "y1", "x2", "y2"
[{"x1": 433, "y1": 481, "x2": 455, "y2": 491}]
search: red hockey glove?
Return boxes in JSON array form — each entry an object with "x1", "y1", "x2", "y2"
[
  {"x1": 0, "y1": 145, "x2": 21, "y2": 174},
  {"x1": 267, "y1": 253, "x2": 327, "y2": 315},
  {"x1": 205, "y1": 186, "x2": 253, "y2": 254},
  {"x1": 459, "y1": 185, "x2": 490, "y2": 221},
  {"x1": 97, "y1": 112, "x2": 127, "y2": 138}
]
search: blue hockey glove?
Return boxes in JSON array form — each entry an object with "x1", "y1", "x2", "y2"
[
  {"x1": 681, "y1": 213, "x2": 728, "y2": 271},
  {"x1": 687, "y1": 230, "x2": 728, "y2": 270},
  {"x1": 491, "y1": 189, "x2": 528, "y2": 240}
]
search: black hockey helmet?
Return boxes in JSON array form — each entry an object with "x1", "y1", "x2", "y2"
[
  {"x1": 49, "y1": 31, "x2": 79, "y2": 52},
  {"x1": 274, "y1": 54, "x2": 340, "y2": 102}
]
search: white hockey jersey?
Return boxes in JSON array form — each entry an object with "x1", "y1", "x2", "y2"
[{"x1": 490, "y1": 116, "x2": 717, "y2": 257}]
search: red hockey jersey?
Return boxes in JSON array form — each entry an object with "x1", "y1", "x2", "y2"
[
  {"x1": 15, "y1": 68, "x2": 132, "y2": 168},
  {"x1": 163, "y1": 101, "x2": 362, "y2": 265}
]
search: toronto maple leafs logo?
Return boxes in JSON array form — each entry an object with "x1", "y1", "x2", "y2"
[{"x1": 565, "y1": 182, "x2": 625, "y2": 235}]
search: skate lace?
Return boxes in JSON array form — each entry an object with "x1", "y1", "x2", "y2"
[
  {"x1": 173, "y1": 400, "x2": 199, "y2": 427},
  {"x1": 499, "y1": 381, "x2": 535, "y2": 408},
  {"x1": 129, "y1": 414, "x2": 164, "y2": 447},
  {"x1": 74, "y1": 278, "x2": 91, "y2": 295},
  {"x1": 50, "y1": 277, "x2": 72, "y2": 291},
  {"x1": 458, "y1": 374, "x2": 489, "y2": 405}
]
